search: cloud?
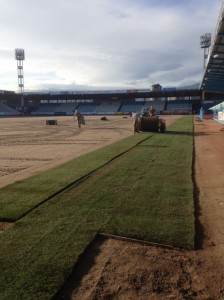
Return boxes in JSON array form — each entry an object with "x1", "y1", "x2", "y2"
[{"x1": 0, "y1": 0, "x2": 221, "y2": 91}]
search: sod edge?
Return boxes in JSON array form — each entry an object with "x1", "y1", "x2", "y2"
[{"x1": 0, "y1": 132, "x2": 152, "y2": 221}]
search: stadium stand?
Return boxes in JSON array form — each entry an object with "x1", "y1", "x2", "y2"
[
  {"x1": 119, "y1": 102, "x2": 145, "y2": 113},
  {"x1": 54, "y1": 103, "x2": 77, "y2": 115},
  {"x1": 76, "y1": 104, "x2": 97, "y2": 114},
  {"x1": 144, "y1": 100, "x2": 165, "y2": 113},
  {"x1": 119, "y1": 100, "x2": 166, "y2": 114},
  {"x1": 166, "y1": 100, "x2": 192, "y2": 114},
  {"x1": 28, "y1": 98, "x2": 196, "y2": 116},
  {"x1": 32, "y1": 104, "x2": 60, "y2": 115},
  {"x1": 95, "y1": 101, "x2": 121, "y2": 114},
  {"x1": 0, "y1": 103, "x2": 20, "y2": 116}
]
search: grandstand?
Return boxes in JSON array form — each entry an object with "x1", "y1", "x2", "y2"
[
  {"x1": 76, "y1": 103, "x2": 97, "y2": 114},
  {"x1": 165, "y1": 100, "x2": 192, "y2": 114},
  {"x1": 32, "y1": 104, "x2": 60, "y2": 115},
  {"x1": 144, "y1": 100, "x2": 165, "y2": 113},
  {"x1": 4, "y1": 88, "x2": 224, "y2": 116},
  {"x1": 119, "y1": 102, "x2": 144, "y2": 113},
  {"x1": 95, "y1": 101, "x2": 121, "y2": 114},
  {"x1": 31, "y1": 99, "x2": 165, "y2": 116},
  {"x1": 54, "y1": 103, "x2": 76, "y2": 115},
  {"x1": 0, "y1": 102, "x2": 20, "y2": 116},
  {"x1": 32, "y1": 101, "x2": 83, "y2": 116},
  {"x1": 31, "y1": 100, "x2": 167, "y2": 116}
]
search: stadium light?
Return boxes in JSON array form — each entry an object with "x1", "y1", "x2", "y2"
[
  {"x1": 15, "y1": 48, "x2": 25, "y2": 111},
  {"x1": 200, "y1": 33, "x2": 212, "y2": 70},
  {"x1": 200, "y1": 33, "x2": 212, "y2": 49}
]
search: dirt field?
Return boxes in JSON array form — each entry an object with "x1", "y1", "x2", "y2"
[
  {"x1": 0, "y1": 115, "x2": 135, "y2": 188},
  {"x1": 57, "y1": 118, "x2": 224, "y2": 300}
]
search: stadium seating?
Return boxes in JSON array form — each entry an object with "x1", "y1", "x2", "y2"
[
  {"x1": 30, "y1": 99, "x2": 193, "y2": 116},
  {"x1": 166, "y1": 100, "x2": 192, "y2": 113},
  {"x1": 32, "y1": 104, "x2": 60, "y2": 115},
  {"x1": 54, "y1": 103, "x2": 77, "y2": 115},
  {"x1": 0, "y1": 103, "x2": 20, "y2": 116},
  {"x1": 143, "y1": 101, "x2": 165, "y2": 113},
  {"x1": 119, "y1": 102, "x2": 145, "y2": 113},
  {"x1": 95, "y1": 101, "x2": 121, "y2": 114},
  {"x1": 76, "y1": 104, "x2": 97, "y2": 114},
  {"x1": 32, "y1": 103, "x2": 78, "y2": 115}
]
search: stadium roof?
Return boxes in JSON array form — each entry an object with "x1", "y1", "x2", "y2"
[
  {"x1": 209, "y1": 101, "x2": 224, "y2": 111},
  {"x1": 201, "y1": 4, "x2": 224, "y2": 93}
]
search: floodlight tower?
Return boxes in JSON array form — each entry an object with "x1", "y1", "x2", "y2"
[
  {"x1": 200, "y1": 33, "x2": 211, "y2": 70},
  {"x1": 15, "y1": 48, "x2": 25, "y2": 110}
]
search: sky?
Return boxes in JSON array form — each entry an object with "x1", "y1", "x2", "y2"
[{"x1": 0, "y1": 0, "x2": 222, "y2": 91}]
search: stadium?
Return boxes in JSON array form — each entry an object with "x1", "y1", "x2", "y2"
[{"x1": 0, "y1": 1, "x2": 224, "y2": 300}]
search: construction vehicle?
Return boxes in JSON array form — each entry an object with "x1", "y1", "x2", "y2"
[{"x1": 134, "y1": 106, "x2": 166, "y2": 133}]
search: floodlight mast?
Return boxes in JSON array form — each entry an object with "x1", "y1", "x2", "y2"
[
  {"x1": 200, "y1": 33, "x2": 211, "y2": 70},
  {"x1": 15, "y1": 48, "x2": 25, "y2": 111}
]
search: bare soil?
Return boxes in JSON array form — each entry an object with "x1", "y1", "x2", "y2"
[
  {"x1": 0, "y1": 115, "x2": 133, "y2": 188},
  {"x1": 56, "y1": 118, "x2": 224, "y2": 300}
]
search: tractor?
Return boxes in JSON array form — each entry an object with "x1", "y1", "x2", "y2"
[{"x1": 134, "y1": 107, "x2": 166, "y2": 133}]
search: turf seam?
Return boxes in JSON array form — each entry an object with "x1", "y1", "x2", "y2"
[
  {"x1": 98, "y1": 233, "x2": 184, "y2": 251},
  {"x1": 0, "y1": 134, "x2": 153, "y2": 223}
]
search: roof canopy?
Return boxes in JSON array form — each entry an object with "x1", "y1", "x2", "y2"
[
  {"x1": 201, "y1": 4, "x2": 224, "y2": 93},
  {"x1": 209, "y1": 101, "x2": 224, "y2": 111}
]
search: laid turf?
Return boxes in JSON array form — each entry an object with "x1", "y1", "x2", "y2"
[
  {"x1": 0, "y1": 117, "x2": 194, "y2": 300},
  {"x1": 103, "y1": 117, "x2": 194, "y2": 246},
  {"x1": 0, "y1": 132, "x2": 150, "y2": 221}
]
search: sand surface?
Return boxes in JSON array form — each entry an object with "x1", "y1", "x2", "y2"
[
  {"x1": 0, "y1": 115, "x2": 134, "y2": 188},
  {"x1": 56, "y1": 118, "x2": 224, "y2": 300}
]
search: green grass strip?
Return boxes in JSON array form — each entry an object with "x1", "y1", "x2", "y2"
[
  {"x1": 103, "y1": 117, "x2": 194, "y2": 247},
  {"x1": 0, "y1": 117, "x2": 194, "y2": 300},
  {"x1": 0, "y1": 133, "x2": 151, "y2": 221}
]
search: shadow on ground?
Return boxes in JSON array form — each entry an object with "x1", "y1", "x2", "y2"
[{"x1": 52, "y1": 236, "x2": 105, "y2": 300}]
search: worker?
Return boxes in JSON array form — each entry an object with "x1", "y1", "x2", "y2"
[
  {"x1": 73, "y1": 110, "x2": 77, "y2": 122},
  {"x1": 134, "y1": 113, "x2": 141, "y2": 133},
  {"x1": 75, "y1": 111, "x2": 83, "y2": 128},
  {"x1": 149, "y1": 106, "x2": 156, "y2": 117}
]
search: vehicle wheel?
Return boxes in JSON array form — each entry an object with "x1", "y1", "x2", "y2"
[{"x1": 160, "y1": 122, "x2": 166, "y2": 133}]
